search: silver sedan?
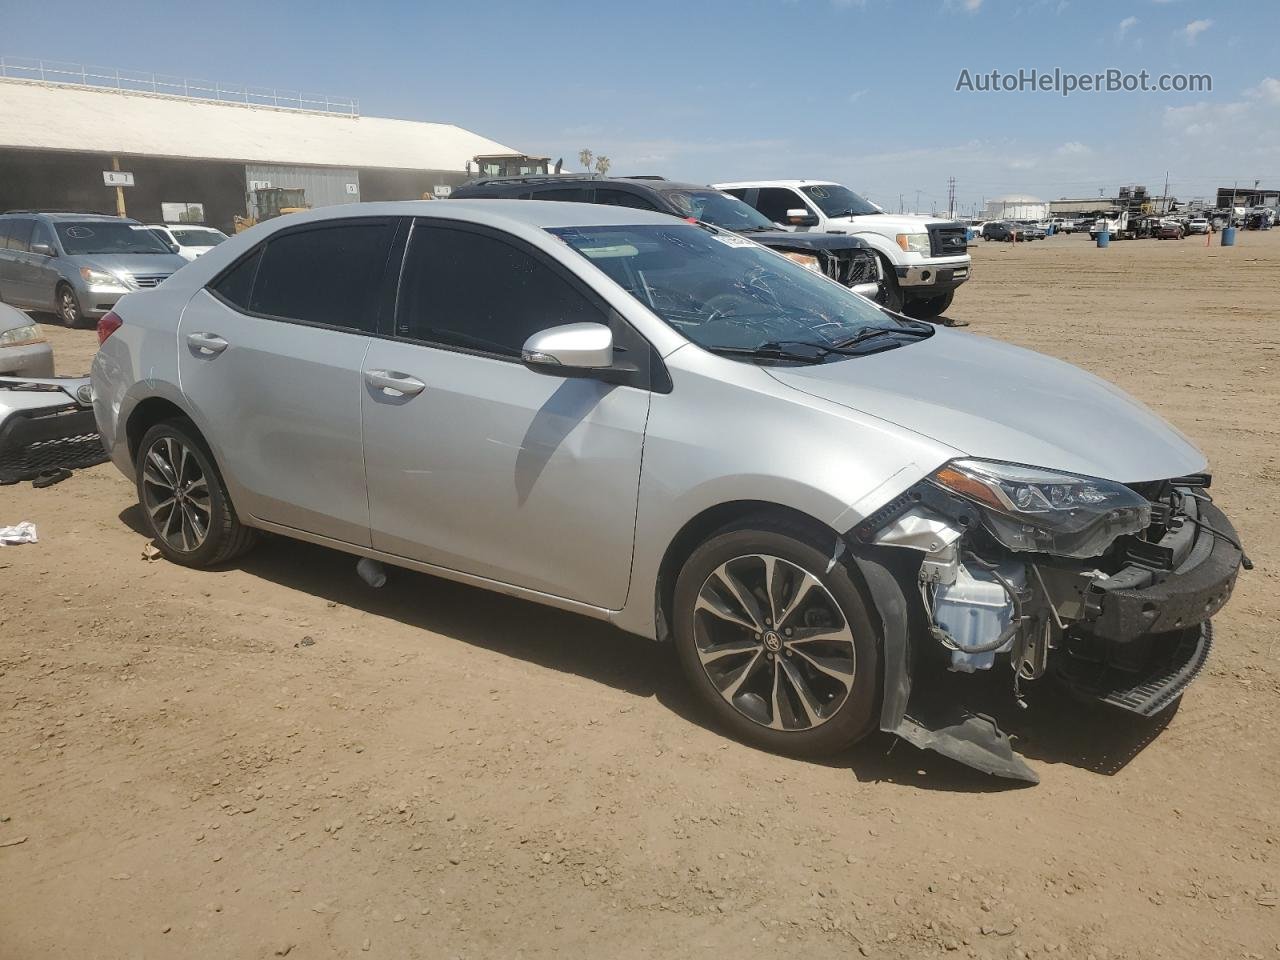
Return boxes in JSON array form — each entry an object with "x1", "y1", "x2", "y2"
[{"x1": 90, "y1": 200, "x2": 1243, "y2": 781}]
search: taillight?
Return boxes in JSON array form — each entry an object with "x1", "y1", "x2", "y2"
[{"x1": 97, "y1": 310, "x2": 122, "y2": 345}]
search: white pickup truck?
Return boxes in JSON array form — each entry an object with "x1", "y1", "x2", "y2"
[{"x1": 714, "y1": 180, "x2": 971, "y2": 319}]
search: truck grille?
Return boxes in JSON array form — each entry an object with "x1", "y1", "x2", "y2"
[
  {"x1": 826, "y1": 250, "x2": 878, "y2": 286},
  {"x1": 927, "y1": 223, "x2": 969, "y2": 258},
  {"x1": 129, "y1": 273, "x2": 172, "y2": 288}
]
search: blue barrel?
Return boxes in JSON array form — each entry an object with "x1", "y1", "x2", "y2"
[
  {"x1": 1221, "y1": 226, "x2": 1237, "y2": 246},
  {"x1": 1096, "y1": 230, "x2": 1110, "y2": 248}
]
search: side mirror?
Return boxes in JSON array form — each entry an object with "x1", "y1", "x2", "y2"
[
  {"x1": 168, "y1": 242, "x2": 181, "y2": 254},
  {"x1": 521, "y1": 322, "x2": 614, "y2": 374},
  {"x1": 786, "y1": 208, "x2": 819, "y2": 227},
  {"x1": 30, "y1": 242, "x2": 55, "y2": 257}
]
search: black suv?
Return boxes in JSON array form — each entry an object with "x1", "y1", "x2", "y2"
[{"x1": 450, "y1": 176, "x2": 882, "y2": 300}]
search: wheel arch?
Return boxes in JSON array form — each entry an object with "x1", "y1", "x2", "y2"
[
  {"x1": 125, "y1": 396, "x2": 195, "y2": 465},
  {"x1": 653, "y1": 500, "x2": 840, "y2": 645}
]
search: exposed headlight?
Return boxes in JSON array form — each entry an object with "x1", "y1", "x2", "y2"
[
  {"x1": 0, "y1": 323, "x2": 42, "y2": 346},
  {"x1": 930, "y1": 459, "x2": 1151, "y2": 558},
  {"x1": 80, "y1": 267, "x2": 128, "y2": 292},
  {"x1": 781, "y1": 251, "x2": 823, "y2": 273},
  {"x1": 896, "y1": 232, "x2": 931, "y2": 255}
]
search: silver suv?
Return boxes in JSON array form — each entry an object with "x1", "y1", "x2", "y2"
[
  {"x1": 91, "y1": 201, "x2": 1244, "y2": 782},
  {"x1": 0, "y1": 212, "x2": 188, "y2": 328}
]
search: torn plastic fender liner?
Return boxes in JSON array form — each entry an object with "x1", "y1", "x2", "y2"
[{"x1": 844, "y1": 530, "x2": 1040, "y2": 785}]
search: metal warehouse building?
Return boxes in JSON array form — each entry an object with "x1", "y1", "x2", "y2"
[{"x1": 0, "y1": 67, "x2": 521, "y2": 233}]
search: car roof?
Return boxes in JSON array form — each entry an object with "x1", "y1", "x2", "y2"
[
  {"x1": 1, "y1": 211, "x2": 133, "y2": 222},
  {"x1": 711, "y1": 180, "x2": 839, "y2": 189},
  {"x1": 267, "y1": 199, "x2": 684, "y2": 231}
]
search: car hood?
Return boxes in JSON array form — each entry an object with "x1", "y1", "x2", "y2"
[
  {"x1": 747, "y1": 230, "x2": 872, "y2": 253},
  {"x1": 824, "y1": 213, "x2": 955, "y2": 233},
  {"x1": 79, "y1": 253, "x2": 188, "y2": 282},
  {"x1": 766, "y1": 329, "x2": 1206, "y2": 483}
]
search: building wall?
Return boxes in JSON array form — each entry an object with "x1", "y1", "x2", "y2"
[
  {"x1": 244, "y1": 163, "x2": 360, "y2": 219},
  {"x1": 358, "y1": 167, "x2": 474, "y2": 202},
  {"x1": 0, "y1": 148, "x2": 247, "y2": 232},
  {"x1": 982, "y1": 199, "x2": 1049, "y2": 221}
]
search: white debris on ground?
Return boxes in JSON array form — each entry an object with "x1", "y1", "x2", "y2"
[{"x1": 0, "y1": 521, "x2": 37, "y2": 545}]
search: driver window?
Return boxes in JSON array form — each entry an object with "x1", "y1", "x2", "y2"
[
  {"x1": 754, "y1": 188, "x2": 810, "y2": 224},
  {"x1": 396, "y1": 224, "x2": 607, "y2": 359}
]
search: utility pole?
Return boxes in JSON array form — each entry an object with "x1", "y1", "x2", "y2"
[
  {"x1": 112, "y1": 156, "x2": 127, "y2": 218},
  {"x1": 1161, "y1": 170, "x2": 1169, "y2": 216},
  {"x1": 915, "y1": 189, "x2": 921, "y2": 215},
  {"x1": 947, "y1": 176, "x2": 956, "y2": 220},
  {"x1": 899, "y1": 193, "x2": 904, "y2": 214}
]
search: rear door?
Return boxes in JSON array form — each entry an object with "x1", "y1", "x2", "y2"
[
  {"x1": 359, "y1": 219, "x2": 652, "y2": 608},
  {"x1": 178, "y1": 217, "x2": 397, "y2": 545},
  {"x1": 25, "y1": 220, "x2": 60, "y2": 310},
  {"x1": 1, "y1": 218, "x2": 35, "y2": 305}
]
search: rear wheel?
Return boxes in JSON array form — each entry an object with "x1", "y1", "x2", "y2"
[
  {"x1": 135, "y1": 419, "x2": 256, "y2": 568},
  {"x1": 904, "y1": 290, "x2": 954, "y2": 320},
  {"x1": 56, "y1": 283, "x2": 84, "y2": 329},
  {"x1": 673, "y1": 519, "x2": 882, "y2": 757}
]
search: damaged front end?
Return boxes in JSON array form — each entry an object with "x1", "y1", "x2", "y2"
[{"x1": 849, "y1": 459, "x2": 1248, "y2": 784}]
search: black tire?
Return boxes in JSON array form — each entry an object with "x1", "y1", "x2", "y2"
[
  {"x1": 904, "y1": 290, "x2": 954, "y2": 320},
  {"x1": 135, "y1": 418, "x2": 256, "y2": 568},
  {"x1": 56, "y1": 283, "x2": 84, "y2": 329},
  {"x1": 672, "y1": 517, "x2": 882, "y2": 758},
  {"x1": 874, "y1": 254, "x2": 904, "y2": 314}
]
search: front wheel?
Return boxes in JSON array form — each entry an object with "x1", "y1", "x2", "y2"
[
  {"x1": 57, "y1": 283, "x2": 84, "y2": 329},
  {"x1": 904, "y1": 291, "x2": 954, "y2": 320},
  {"x1": 135, "y1": 419, "x2": 256, "y2": 567},
  {"x1": 874, "y1": 255, "x2": 904, "y2": 314},
  {"x1": 673, "y1": 520, "x2": 882, "y2": 757}
]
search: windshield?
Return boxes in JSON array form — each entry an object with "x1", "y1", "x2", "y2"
[
  {"x1": 664, "y1": 190, "x2": 777, "y2": 232},
  {"x1": 799, "y1": 184, "x2": 881, "y2": 218},
  {"x1": 549, "y1": 223, "x2": 914, "y2": 361},
  {"x1": 171, "y1": 228, "x2": 227, "y2": 247},
  {"x1": 56, "y1": 221, "x2": 174, "y2": 255}
]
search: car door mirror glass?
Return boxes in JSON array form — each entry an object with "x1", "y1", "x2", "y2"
[
  {"x1": 521, "y1": 322, "x2": 614, "y2": 373},
  {"x1": 30, "y1": 242, "x2": 55, "y2": 257}
]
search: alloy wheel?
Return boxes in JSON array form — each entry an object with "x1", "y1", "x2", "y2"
[
  {"x1": 59, "y1": 288, "x2": 79, "y2": 326},
  {"x1": 141, "y1": 435, "x2": 211, "y2": 552},
  {"x1": 693, "y1": 554, "x2": 856, "y2": 731}
]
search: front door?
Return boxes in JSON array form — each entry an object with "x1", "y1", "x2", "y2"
[
  {"x1": 177, "y1": 218, "x2": 395, "y2": 545},
  {"x1": 360, "y1": 220, "x2": 651, "y2": 609}
]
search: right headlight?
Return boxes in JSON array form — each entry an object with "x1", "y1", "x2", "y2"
[
  {"x1": 929, "y1": 458, "x2": 1152, "y2": 559},
  {"x1": 80, "y1": 267, "x2": 128, "y2": 292}
]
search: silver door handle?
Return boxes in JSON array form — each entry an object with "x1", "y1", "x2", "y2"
[
  {"x1": 364, "y1": 369, "x2": 426, "y2": 397},
  {"x1": 186, "y1": 332, "x2": 229, "y2": 356}
]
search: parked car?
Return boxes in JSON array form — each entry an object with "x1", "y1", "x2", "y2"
[
  {"x1": 1157, "y1": 222, "x2": 1184, "y2": 240},
  {"x1": 980, "y1": 221, "x2": 1028, "y2": 242},
  {"x1": 451, "y1": 176, "x2": 882, "y2": 301},
  {"x1": 0, "y1": 212, "x2": 189, "y2": 328},
  {"x1": 715, "y1": 180, "x2": 970, "y2": 319},
  {"x1": 147, "y1": 223, "x2": 230, "y2": 261},
  {"x1": 0, "y1": 301, "x2": 52, "y2": 377},
  {"x1": 92, "y1": 199, "x2": 1245, "y2": 783},
  {"x1": 1186, "y1": 218, "x2": 1211, "y2": 235},
  {"x1": 1014, "y1": 220, "x2": 1047, "y2": 240}
]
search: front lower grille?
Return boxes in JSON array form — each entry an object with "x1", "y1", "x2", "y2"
[
  {"x1": 843, "y1": 250, "x2": 879, "y2": 286},
  {"x1": 927, "y1": 223, "x2": 969, "y2": 258},
  {"x1": 129, "y1": 273, "x2": 172, "y2": 288}
]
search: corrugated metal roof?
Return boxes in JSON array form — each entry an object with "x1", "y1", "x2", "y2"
[{"x1": 0, "y1": 78, "x2": 519, "y2": 171}]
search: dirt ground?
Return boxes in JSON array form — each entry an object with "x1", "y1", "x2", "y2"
[{"x1": 2, "y1": 230, "x2": 1278, "y2": 960}]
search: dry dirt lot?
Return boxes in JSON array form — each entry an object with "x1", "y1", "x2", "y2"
[{"x1": 2, "y1": 231, "x2": 1278, "y2": 960}]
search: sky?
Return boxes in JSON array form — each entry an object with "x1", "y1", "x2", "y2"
[{"x1": 2, "y1": 0, "x2": 1278, "y2": 214}]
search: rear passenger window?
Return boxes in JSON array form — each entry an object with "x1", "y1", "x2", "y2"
[
  {"x1": 6, "y1": 219, "x2": 33, "y2": 253},
  {"x1": 210, "y1": 248, "x2": 263, "y2": 310},
  {"x1": 0, "y1": 220, "x2": 11, "y2": 249},
  {"x1": 530, "y1": 188, "x2": 590, "y2": 202},
  {"x1": 594, "y1": 189, "x2": 659, "y2": 211},
  {"x1": 754, "y1": 188, "x2": 807, "y2": 223},
  {"x1": 395, "y1": 224, "x2": 606, "y2": 359},
  {"x1": 247, "y1": 222, "x2": 392, "y2": 331}
]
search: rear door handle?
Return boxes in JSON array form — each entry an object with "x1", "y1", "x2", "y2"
[
  {"x1": 186, "y1": 332, "x2": 229, "y2": 356},
  {"x1": 364, "y1": 369, "x2": 426, "y2": 397}
]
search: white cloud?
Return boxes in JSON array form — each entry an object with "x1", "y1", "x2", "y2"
[
  {"x1": 964, "y1": 0, "x2": 983, "y2": 10},
  {"x1": 1180, "y1": 18, "x2": 1212, "y2": 43},
  {"x1": 1117, "y1": 15, "x2": 1138, "y2": 36},
  {"x1": 1249, "y1": 77, "x2": 1280, "y2": 104},
  {"x1": 1056, "y1": 141, "x2": 1092, "y2": 156},
  {"x1": 848, "y1": 89, "x2": 868, "y2": 103}
]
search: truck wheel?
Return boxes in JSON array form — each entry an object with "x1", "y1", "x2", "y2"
[
  {"x1": 875, "y1": 255, "x2": 904, "y2": 313},
  {"x1": 904, "y1": 291, "x2": 954, "y2": 320},
  {"x1": 672, "y1": 518, "x2": 882, "y2": 758}
]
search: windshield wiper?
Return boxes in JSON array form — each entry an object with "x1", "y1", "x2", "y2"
[
  {"x1": 733, "y1": 226, "x2": 775, "y2": 234},
  {"x1": 833, "y1": 323, "x2": 933, "y2": 349},
  {"x1": 705, "y1": 339, "x2": 865, "y2": 364}
]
